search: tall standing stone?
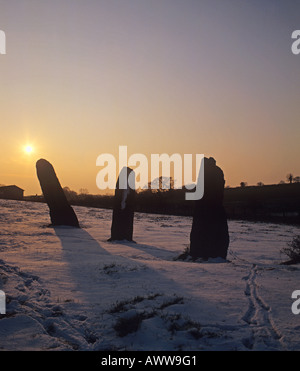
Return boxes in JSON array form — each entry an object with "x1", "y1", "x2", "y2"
[
  {"x1": 36, "y1": 159, "x2": 80, "y2": 227},
  {"x1": 189, "y1": 157, "x2": 229, "y2": 260},
  {"x1": 108, "y1": 167, "x2": 135, "y2": 242}
]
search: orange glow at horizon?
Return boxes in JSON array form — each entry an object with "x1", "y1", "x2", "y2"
[{"x1": 0, "y1": 1, "x2": 299, "y2": 196}]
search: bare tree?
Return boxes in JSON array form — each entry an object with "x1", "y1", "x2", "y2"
[
  {"x1": 79, "y1": 188, "x2": 89, "y2": 195},
  {"x1": 286, "y1": 173, "x2": 294, "y2": 184},
  {"x1": 148, "y1": 176, "x2": 174, "y2": 193},
  {"x1": 293, "y1": 176, "x2": 300, "y2": 183},
  {"x1": 240, "y1": 182, "x2": 248, "y2": 188}
]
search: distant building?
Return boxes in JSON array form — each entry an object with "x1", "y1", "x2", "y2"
[{"x1": 0, "y1": 185, "x2": 24, "y2": 200}]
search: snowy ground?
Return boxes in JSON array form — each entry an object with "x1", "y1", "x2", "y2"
[{"x1": 0, "y1": 199, "x2": 300, "y2": 351}]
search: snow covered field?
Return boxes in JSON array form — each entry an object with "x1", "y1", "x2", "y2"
[{"x1": 0, "y1": 199, "x2": 300, "y2": 351}]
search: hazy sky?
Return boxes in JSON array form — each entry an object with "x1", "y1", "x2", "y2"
[{"x1": 0, "y1": 0, "x2": 299, "y2": 195}]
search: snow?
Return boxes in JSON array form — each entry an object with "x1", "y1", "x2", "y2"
[{"x1": 0, "y1": 199, "x2": 300, "y2": 351}]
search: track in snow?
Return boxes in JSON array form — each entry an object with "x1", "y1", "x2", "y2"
[{"x1": 241, "y1": 264, "x2": 284, "y2": 350}]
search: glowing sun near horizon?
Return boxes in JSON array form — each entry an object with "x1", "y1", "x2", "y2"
[{"x1": 24, "y1": 145, "x2": 34, "y2": 154}]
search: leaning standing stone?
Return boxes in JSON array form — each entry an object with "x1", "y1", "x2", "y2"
[{"x1": 36, "y1": 159, "x2": 80, "y2": 227}]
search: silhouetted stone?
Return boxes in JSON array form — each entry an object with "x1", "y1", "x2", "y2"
[
  {"x1": 108, "y1": 167, "x2": 135, "y2": 242},
  {"x1": 189, "y1": 157, "x2": 229, "y2": 260},
  {"x1": 36, "y1": 159, "x2": 79, "y2": 227}
]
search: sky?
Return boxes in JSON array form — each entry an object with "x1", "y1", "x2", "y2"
[{"x1": 0, "y1": 0, "x2": 300, "y2": 195}]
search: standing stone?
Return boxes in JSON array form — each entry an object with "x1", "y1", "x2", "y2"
[
  {"x1": 189, "y1": 157, "x2": 229, "y2": 260},
  {"x1": 36, "y1": 159, "x2": 80, "y2": 227},
  {"x1": 108, "y1": 167, "x2": 135, "y2": 242}
]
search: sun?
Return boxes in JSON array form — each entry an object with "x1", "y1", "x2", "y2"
[{"x1": 24, "y1": 145, "x2": 34, "y2": 154}]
